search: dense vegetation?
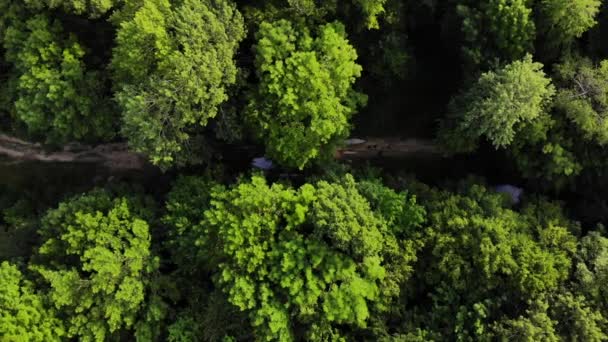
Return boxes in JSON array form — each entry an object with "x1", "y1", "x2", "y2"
[{"x1": 2, "y1": 0, "x2": 608, "y2": 341}]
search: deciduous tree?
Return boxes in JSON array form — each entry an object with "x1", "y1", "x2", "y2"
[
  {"x1": 1, "y1": 5, "x2": 114, "y2": 143},
  {"x1": 539, "y1": 0, "x2": 602, "y2": 49},
  {"x1": 31, "y1": 189, "x2": 163, "y2": 341},
  {"x1": 439, "y1": 55, "x2": 555, "y2": 151},
  {"x1": 0, "y1": 261, "x2": 65, "y2": 341},
  {"x1": 111, "y1": 0, "x2": 245, "y2": 167},
  {"x1": 247, "y1": 20, "x2": 366, "y2": 169}
]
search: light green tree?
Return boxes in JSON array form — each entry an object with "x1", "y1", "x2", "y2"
[
  {"x1": 439, "y1": 55, "x2": 555, "y2": 151},
  {"x1": 111, "y1": 0, "x2": 245, "y2": 168},
  {"x1": 31, "y1": 189, "x2": 163, "y2": 342},
  {"x1": 354, "y1": 0, "x2": 387, "y2": 29},
  {"x1": 0, "y1": 261, "x2": 65, "y2": 341},
  {"x1": 247, "y1": 20, "x2": 366, "y2": 169},
  {"x1": 165, "y1": 173, "x2": 423, "y2": 341}
]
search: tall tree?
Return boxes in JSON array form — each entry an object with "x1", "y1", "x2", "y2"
[
  {"x1": 457, "y1": 0, "x2": 535, "y2": 73},
  {"x1": 31, "y1": 189, "x2": 164, "y2": 341},
  {"x1": 165, "y1": 173, "x2": 424, "y2": 340},
  {"x1": 0, "y1": 3, "x2": 114, "y2": 143},
  {"x1": 247, "y1": 19, "x2": 366, "y2": 169},
  {"x1": 538, "y1": 0, "x2": 602, "y2": 50},
  {"x1": 111, "y1": 0, "x2": 245, "y2": 168},
  {"x1": 439, "y1": 55, "x2": 555, "y2": 152},
  {"x1": 22, "y1": 0, "x2": 119, "y2": 18},
  {"x1": 0, "y1": 261, "x2": 65, "y2": 341}
]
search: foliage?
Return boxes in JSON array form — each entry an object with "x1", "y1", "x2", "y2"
[
  {"x1": 198, "y1": 173, "x2": 423, "y2": 340},
  {"x1": 31, "y1": 189, "x2": 163, "y2": 341},
  {"x1": 439, "y1": 55, "x2": 555, "y2": 152},
  {"x1": 242, "y1": 0, "x2": 386, "y2": 30},
  {"x1": 247, "y1": 19, "x2": 366, "y2": 169},
  {"x1": 1, "y1": 5, "x2": 114, "y2": 143},
  {"x1": 354, "y1": 0, "x2": 387, "y2": 29},
  {"x1": 3, "y1": 0, "x2": 608, "y2": 340},
  {"x1": 0, "y1": 261, "x2": 65, "y2": 341},
  {"x1": 457, "y1": 0, "x2": 535, "y2": 72},
  {"x1": 22, "y1": 0, "x2": 119, "y2": 18},
  {"x1": 554, "y1": 57, "x2": 608, "y2": 145},
  {"x1": 398, "y1": 183, "x2": 577, "y2": 340},
  {"x1": 111, "y1": 0, "x2": 245, "y2": 167},
  {"x1": 539, "y1": 0, "x2": 602, "y2": 49}
]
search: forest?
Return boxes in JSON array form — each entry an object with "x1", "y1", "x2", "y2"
[{"x1": 2, "y1": 0, "x2": 608, "y2": 341}]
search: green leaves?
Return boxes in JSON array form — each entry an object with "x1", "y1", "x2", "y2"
[
  {"x1": 458, "y1": 0, "x2": 535, "y2": 72},
  {"x1": 32, "y1": 189, "x2": 161, "y2": 341},
  {"x1": 247, "y1": 19, "x2": 366, "y2": 169},
  {"x1": 554, "y1": 57, "x2": 608, "y2": 145},
  {"x1": 164, "y1": 173, "x2": 424, "y2": 340},
  {"x1": 112, "y1": 0, "x2": 245, "y2": 168},
  {"x1": 539, "y1": 0, "x2": 602, "y2": 49},
  {"x1": 0, "y1": 262, "x2": 65, "y2": 341},
  {"x1": 1, "y1": 8, "x2": 114, "y2": 143},
  {"x1": 399, "y1": 183, "x2": 578, "y2": 340},
  {"x1": 22, "y1": 0, "x2": 118, "y2": 18},
  {"x1": 440, "y1": 55, "x2": 555, "y2": 151}
]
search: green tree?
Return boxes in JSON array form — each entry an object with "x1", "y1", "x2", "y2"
[
  {"x1": 247, "y1": 20, "x2": 366, "y2": 169},
  {"x1": 457, "y1": 0, "x2": 535, "y2": 72},
  {"x1": 22, "y1": 0, "x2": 118, "y2": 17},
  {"x1": 163, "y1": 175, "x2": 254, "y2": 342},
  {"x1": 31, "y1": 189, "x2": 163, "y2": 341},
  {"x1": 242, "y1": 0, "x2": 387, "y2": 30},
  {"x1": 111, "y1": 0, "x2": 245, "y2": 167},
  {"x1": 354, "y1": 0, "x2": 387, "y2": 29},
  {"x1": 554, "y1": 57, "x2": 608, "y2": 145},
  {"x1": 439, "y1": 55, "x2": 555, "y2": 152},
  {"x1": 396, "y1": 181, "x2": 577, "y2": 340},
  {"x1": 0, "y1": 261, "x2": 65, "y2": 341},
  {"x1": 1, "y1": 6, "x2": 114, "y2": 143},
  {"x1": 491, "y1": 299, "x2": 559, "y2": 341},
  {"x1": 539, "y1": 0, "x2": 602, "y2": 49},
  {"x1": 165, "y1": 173, "x2": 423, "y2": 340},
  {"x1": 574, "y1": 231, "x2": 608, "y2": 315},
  {"x1": 550, "y1": 291, "x2": 608, "y2": 341},
  {"x1": 507, "y1": 57, "x2": 608, "y2": 187}
]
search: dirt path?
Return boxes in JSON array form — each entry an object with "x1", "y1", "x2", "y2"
[
  {"x1": 0, "y1": 134, "x2": 149, "y2": 170},
  {"x1": 336, "y1": 137, "x2": 440, "y2": 159},
  {"x1": 0, "y1": 134, "x2": 442, "y2": 170}
]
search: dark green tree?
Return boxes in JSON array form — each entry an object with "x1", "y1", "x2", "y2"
[
  {"x1": 0, "y1": 3, "x2": 114, "y2": 143},
  {"x1": 538, "y1": 0, "x2": 602, "y2": 50},
  {"x1": 457, "y1": 0, "x2": 535, "y2": 73},
  {"x1": 22, "y1": 0, "x2": 119, "y2": 18},
  {"x1": 394, "y1": 181, "x2": 577, "y2": 340}
]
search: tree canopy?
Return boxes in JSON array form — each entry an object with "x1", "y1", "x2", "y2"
[
  {"x1": 439, "y1": 55, "x2": 555, "y2": 152},
  {"x1": 111, "y1": 0, "x2": 245, "y2": 167},
  {"x1": 30, "y1": 189, "x2": 162, "y2": 341},
  {"x1": 2, "y1": 0, "x2": 608, "y2": 340},
  {"x1": 247, "y1": 20, "x2": 365, "y2": 169}
]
